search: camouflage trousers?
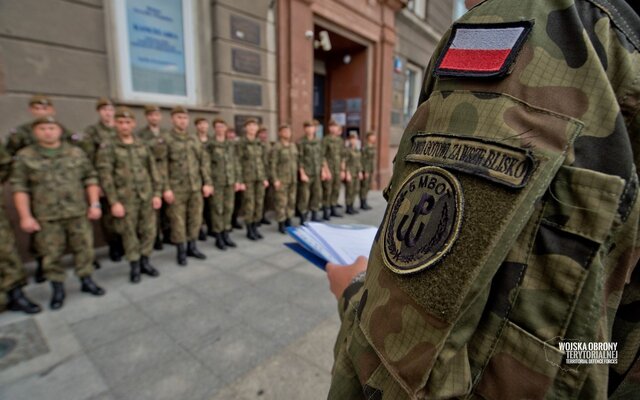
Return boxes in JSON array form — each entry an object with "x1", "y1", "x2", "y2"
[
  {"x1": 35, "y1": 216, "x2": 94, "y2": 283},
  {"x1": 360, "y1": 173, "x2": 372, "y2": 202},
  {"x1": 275, "y1": 181, "x2": 297, "y2": 222},
  {"x1": 297, "y1": 174, "x2": 322, "y2": 213},
  {"x1": 0, "y1": 208, "x2": 27, "y2": 293},
  {"x1": 322, "y1": 169, "x2": 342, "y2": 207},
  {"x1": 100, "y1": 196, "x2": 120, "y2": 243},
  {"x1": 345, "y1": 178, "x2": 361, "y2": 206},
  {"x1": 113, "y1": 197, "x2": 156, "y2": 262},
  {"x1": 167, "y1": 190, "x2": 203, "y2": 243},
  {"x1": 243, "y1": 181, "x2": 265, "y2": 224},
  {"x1": 210, "y1": 184, "x2": 235, "y2": 233}
]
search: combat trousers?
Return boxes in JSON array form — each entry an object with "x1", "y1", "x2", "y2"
[
  {"x1": 35, "y1": 216, "x2": 94, "y2": 283},
  {"x1": 0, "y1": 209, "x2": 27, "y2": 293},
  {"x1": 100, "y1": 196, "x2": 120, "y2": 243},
  {"x1": 275, "y1": 181, "x2": 296, "y2": 222},
  {"x1": 243, "y1": 181, "x2": 265, "y2": 224},
  {"x1": 360, "y1": 173, "x2": 372, "y2": 201},
  {"x1": 298, "y1": 175, "x2": 322, "y2": 213},
  {"x1": 345, "y1": 178, "x2": 361, "y2": 206},
  {"x1": 114, "y1": 197, "x2": 156, "y2": 262},
  {"x1": 211, "y1": 184, "x2": 234, "y2": 233},
  {"x1": 322, "y1": 168, "x2": 342, "y2": 207},
  {"x1": 167, "y1": 190, "x2": 203, "y2": 243}
]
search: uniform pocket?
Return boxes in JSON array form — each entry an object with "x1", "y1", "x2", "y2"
[{"x1": 475, "y1": 321, "x2": 565, "y2": 400}]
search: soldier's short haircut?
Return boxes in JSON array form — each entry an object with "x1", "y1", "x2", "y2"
[
  {"x1": 257, "y1": 126, "x2": 268, "y2": 133},
  {"x1": 278, "y1": 124, "x2": 291, "y2": 132},
  {"x1": 243, "y1": 118, "x2": 259, "y2": 127},
  {"x1": 328, "y1": 119, "x2": 340, "y2": 127},
  {"x1": 212, "y1": 118, "x2": 227, "y2": 126},
  {"x1": 366, "y1": 131, "x2": 376, "y2": 137},
  {"x1": 194, "y1": 117, "x2": 207, "y2": 125}
]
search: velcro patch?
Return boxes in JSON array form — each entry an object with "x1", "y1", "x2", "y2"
[
  {"x1": 383, "y1": 166, "x2": 463, "y2": 275},
  {"x1": 406, "y1": 134, "x2": 536, "y2": 188},
  {"x1": 434, "y1": 21, "x2": 534, "y2": 78}
]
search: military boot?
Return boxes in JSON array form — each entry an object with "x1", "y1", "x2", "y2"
[
  {"x1": 81, "y1": 276, "x2": 106, "y2": 296},
  {"x1": 360, "y1": 198, "x2": 372, "y2": 210},
  {"x1": 323, "y1": 207, "x2": 331, "y2": 221},
  {"x1": 299, "y1": 212, "x2": 308, "y2": 226},
  {"x1": 7, "y1": 287, "x2": 41, "y2": 314},
  {"x1": 50, "y1": 282, "x2": 65, "y2": 310},
  {"x1": 187, "y1": 241, "x2": 207, "y2": 259},
  {"x1": 278, "y1": 222, "x2": 286, "y2": 234},
  {"x1": 177, "y1": 243, "x2": 188, "y2": 266},
  {"x1": 232, "y1": 218, "x2": 243, "y2": 230},
  {"x1": 311, "y1": 210, "x2": 321, "y2": 222},
  {"x1": 140, "y1": 256, "x2": 160, "y2": 277},
  {"x1": 198, "y1": 226, "x2": 207, "y2": 241},
  {"x1": 108, "y1": 240, "x2": 123, "y2": 262},
  {"x1": 130, "y1": 260, "x2": 141, "y2": 284},
  {"x1": 331, "y1": 206, "x2": 343, "y2": 218},
  {"x1": 259, "y1": 216, "x2": 271, "y2": 226},
  {"x1": 253, "y1": 223, "x2": 264, "y2": 239},
  {"x1": 247, "y1": 223, "x2": 258, "y2": 241},
  {"x1": 34, "y1": 257, "x2": 46, "y2": 283},
  {"x1": 93, "y1": 259, "x2": 101, "y2": 270},
  {"x1": 223, "y1": 231, "x2": 237, "y2": 248},
  {"x1": 215, "y1": 233, "x2": 227, "y2": 251},
  {"x1": 346, "y1": 204, "x2": 359, "y2": 215},
  {"x1": 153, "y1": 234, "x2": 164, "y2": 250},
  {"x1": 284, "y1": 218, "x2": 292, "y2": 227}
]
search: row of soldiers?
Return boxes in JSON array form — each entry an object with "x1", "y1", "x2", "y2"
[{"x1": 0, "y1": 95, "x2": 377, "y2": 313}]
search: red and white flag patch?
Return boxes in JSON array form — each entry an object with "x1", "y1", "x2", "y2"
[{"x1": 435, "y1": 21, "x2": 534, "y2": 78}]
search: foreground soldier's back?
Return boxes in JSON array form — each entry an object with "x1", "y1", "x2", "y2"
[{"x1": 329, "y1": 0, "x2": 640, "y2": 398}]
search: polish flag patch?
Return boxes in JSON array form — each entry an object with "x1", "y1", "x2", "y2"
[{"x1": 435, "y1": 21, "x2": 534, "y2": 78}]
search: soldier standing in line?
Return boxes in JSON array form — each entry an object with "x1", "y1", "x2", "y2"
[
  {"x1": 227, "y1": 128, "x2": 244, "y2": 230},
  {"x1": 11, "y1": 116, "x2": 105, "y2": 310},
  {"x1": 206, "y1": 119, "x2": 242, "y2": 250},
  {"x1": 297, "y1": 120, "x2": 324, "y2": 224},
  {"x1": 162, "y1": 106, "x2": 213, "y2": 266},
  {"x1": 136, "y1": 105, "x2": 170, "y2": 250},
  {"x1": 257, "y1": 126, "x2": 273, "y2": 226},
  {"x1": 0, "y1": 141, "x2": 41, "y2": 314},
  {"x1": 81, "y1": 98, "x2": 123, "y2": 263},
  {"x1": 359, "y1": 131, "x2": 376, "y2": 210},
  {"x1": 96, "y1": 107, "x2": 162, "y2": 283},
  {"x1": 6, "y1": 95, "x2": 82, "y2": 283},
  {"x1": 343, "y1": 132, "x2": 363, "y2": 215},
  {"x1": 238, "y1": 119, "x2": 269, "y2": 240},
  {"x1": 322, "y1": 120, "x2": 346, "y2": 220},
  {"x1": 195, "y1": 117, "x2": 212, "y2": 241},
  {"x1": 270, "y1": 125, "x2": 298, "y2": 234}
]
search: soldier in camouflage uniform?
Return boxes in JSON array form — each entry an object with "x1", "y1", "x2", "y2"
[
  {"x1": 80, "y1": 97, "x2": 123, "y2": 263},
  {"x1": 227, "y1": 128, "x2": 244, "y2": 230},
  {"x1": 195, "y1": 117, "x2": 212, "y2": 241},
  {"x1": 6, "y1": 95, "x2": 81, "y2": 283},
  {"x1": 343, "y1": 132, "x2": 363, "y2": 215},
  {"x1": 238, "y1": 118, "x2": 269, "y2": 240},
  {"x1": 270, "y1": 124, "x2": 298, "y2": 234},
  {"x1": 11, "y1": 117, "x2": 105, "y2": 310},
  {"x1": 258, "y1": 126, "x2": 273, "y2": 226},
  {"x1": 360, "y1": 131, "x2": 376, "y2": 210},
  {"x1": 162, "y1": 106, "x2": 213, "y2": 266},
  {"x1": 0, "y1": 142, "x2": 40, "y2": 314},
  {"x1": 297, "y1": 120, "x2": 324, "y2": 224},
  {"x1": 327, "y1": 0, "x2": 640, "y2": 398},
  {"x1": 322, "y1": 120, "x2": 346, "y2": 220},
  {"x1": 96, "y1": 108, "x2": 162, "y2": 283},
  {"x1": 136, "y1": 105, "x2": 170, "y2": 250},
  {"x1": 206, "y1": 119, "x2": 242, "y2": 250}
]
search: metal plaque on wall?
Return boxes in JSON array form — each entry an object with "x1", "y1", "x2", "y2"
[
  {"x1": 233, "y1": 81, "x2": 263, "y2": 106},
  {"x1": 230, "y1": 15, "x2": 261, "y2": 45},
  {"x1": 232, "y1": 48, "x2": 262, "y2": 75}
]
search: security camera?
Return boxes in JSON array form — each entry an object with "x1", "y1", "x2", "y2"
[
  {"x1": 314, "y1": 30, "x2": 332, "y2": 51},
  {"x1": 305, "y1": 30, "x2": 314, "y2": 39}
]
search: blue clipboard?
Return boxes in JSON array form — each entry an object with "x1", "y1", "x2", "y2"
[{"x1": 284, "y1": 242, "x2": 327, "y2": 270}]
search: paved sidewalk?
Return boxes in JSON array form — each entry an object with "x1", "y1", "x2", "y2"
[{"x1": 0, "y1": 192, "x2": 385, "y2": 400}]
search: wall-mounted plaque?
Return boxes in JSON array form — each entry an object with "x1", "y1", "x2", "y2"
[
  {"x1": 233, "y1": 81, "x2": 263, "y2": 106},
  {"x1": 234, "y1": 115, "x2": 264, "y2": 133},
  {"x1": 230, "y1": 15, "x2": 261, "y2": 46},
  {"x1": 232, "y1": 48, "x2": 262, "y2": 75}
]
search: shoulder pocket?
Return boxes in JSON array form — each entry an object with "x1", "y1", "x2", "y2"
[{"x1": 357, "y1": 90, "x2": 584, "y2": 398}]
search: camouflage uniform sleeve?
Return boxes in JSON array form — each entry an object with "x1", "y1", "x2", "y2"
[
  {"x1": 80, "y1": 148, "x2": 99, "y2": 187},
  {"x1": 0, "y1": 143, "x2": 11, "y2": 184},
  {"x1": 233, "y1": 145, "x2": 243, "y2": 183},
  {"x1": 198, "y1": 142, "x2": 213, "y2": 187},
  {"x1": 269, "y1": 144, "x2": 278, "y2": 182},
  {"x1": 5, "y1": 130, "x2": 23, "y2": 157},
  {"x1": 147, "y1": 148, "x2": 162, "y2": 198},
  {"x1": 78, "y1": 125, "x2": 97, "y2": 162},
  {"x1": 9, "y1": 153, "x2": 30, "y2": 193},
  {"x1": 95, "y1": 144, "x2": 119, "y2": 205}
]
